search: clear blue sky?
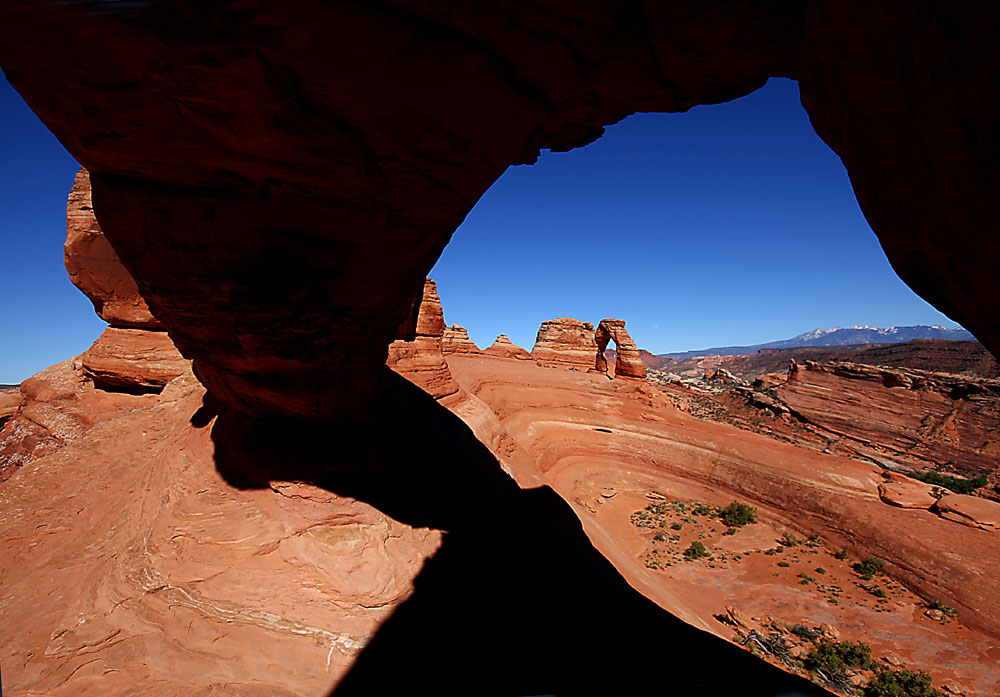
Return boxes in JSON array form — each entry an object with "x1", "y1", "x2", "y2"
[
  {"x1": 0, "y1": 74, "x2": 958, "y2": 383},
  {"x1": 431, "y1": 78, "x2": 959, "y2": 353}
]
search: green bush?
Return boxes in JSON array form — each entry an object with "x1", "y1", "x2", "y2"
[
  {"x1": 854, "y1": 557, "x2": 885, "y2": 579},
  {"x1": 670, "y1": 521, "x2": 683, "y2": 530},
  {"x1": 777, "y1": 561, "x2": 791, "y2": 567},
  {"x1": 780, "y1": 531, "x2": 801, "y2": 547},
  {"x1": 907, "y1": 470, "x2": 987, "y2": 495},
  {"x1": 719, "y1": 501, "x2": 758, "y2": 527},
  {"x1": 787, "y1": 623, "x2": 820, "y2": 642},
  {"x1": 805, "y1": 639, "x2": 873, "y2": 673},
  {"x1": 683, "y1": 541, "x2": 710, "y2": 560},
  {"x1": 863, "y1": 668, "x2": 942, "y2": 697},
  {"x1": 834, "y1": 547, "x2": 849, "y2": 560}
]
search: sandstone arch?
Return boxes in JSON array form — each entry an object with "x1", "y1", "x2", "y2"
[
  {"x1": 594, "y1": 319, "x2": 646, "y2": 380},
  {"x1": 0, "y1": 2, "x2": 997, "y2": 416}
]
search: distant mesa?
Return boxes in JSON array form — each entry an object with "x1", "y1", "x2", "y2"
[
  {"x1": 442, "y1": 324, "x2": 482, "y2": 355},
  {"x1": 484, "y1": 335, "x2": 531, "y2": 360}
]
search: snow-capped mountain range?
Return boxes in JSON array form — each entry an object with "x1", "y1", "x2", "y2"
[{"x1": 660, "y1": 325, "x2": 973, "y2": 360}]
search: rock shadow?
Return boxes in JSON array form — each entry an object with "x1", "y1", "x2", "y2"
[{"x1": 209, "y1": 369, "x2": 828, "y2": 696}]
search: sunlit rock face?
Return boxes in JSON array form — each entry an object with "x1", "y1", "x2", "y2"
[
  {"x1": 531, "y1": 318, "x2": 599, "y2": 369},
  {"x1": 64, "y1": 168, "x2": 160, "y2": 328},
  {"x1": 595, "y1": 319, "x2": 647, "y2": 380},
  {"x1": 4, "y1": 2, "x2": 995, "y2": 416},
  {"x1": 386, "y1": 278, "x2": 460, "y2": 399}
]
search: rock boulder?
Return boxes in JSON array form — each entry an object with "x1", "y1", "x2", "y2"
[{"x1": 532, "y1": 318, "x2": 598, "y2": 369}]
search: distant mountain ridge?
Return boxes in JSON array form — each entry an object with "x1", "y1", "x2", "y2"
[{"x1": 659, "y1": 325, "x2": 973, "y2": 360}]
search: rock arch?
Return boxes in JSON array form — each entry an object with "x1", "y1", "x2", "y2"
[
  {"x1": 594, "y1": 319, "x2": 646, "y2": 380},
  {"x1": 0, "y1": 3, "x2": 996, "y2": 416}
]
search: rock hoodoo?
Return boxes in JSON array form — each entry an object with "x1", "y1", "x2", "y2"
[
  {"x1": 442, "y1": 324, "x2": 481, "y2": 355},
  {"x1": 386, "y1": 279, "x2": 460, "y2": 399},
  {"x1": 594, "y1": 319, "x2": 647, "y2": 380},
  {"x1": 484, "y1": 334, "x2": 531, "y2": 360},
  {"x1": 531, "y1": 318, "x2": 599, "y2": 369}
]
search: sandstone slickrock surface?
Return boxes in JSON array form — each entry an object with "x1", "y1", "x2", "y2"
[
  {"x1": 878, "y1": 472, "x2": 939, "y2": 510},
  {"x1": 4, "y1": 3, "x2": 996, "y2": 417},
  {"x1": 386, "y1": 279, "x2": 459, "y2": 399},
  {"x1": 64, "y1": 168, "x2": 160, "y2": 328},
  {"x1": 445, "y1": 353, "x2": 1000, "y2": 666},
  {"x1": 532, "y1": 318, "x2": 598, "y2": 369},
  {"x1": 0, "y1": 389, "x2": 18, "y2": 424},
  {"x1": 935, "y1": 494, "x2": 1000, "y2": 530},
  {"x1": 441, "y1": 324, "x2": 481, "y2": 355},
  {"x1": 79, "y1": 326, "x2": 191, "y2": 392},
  {"x1": 484, "y1": 334, "x2": 531, "y2": 360}
]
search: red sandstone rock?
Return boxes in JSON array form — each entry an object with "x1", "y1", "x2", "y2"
[
  {"x1": 0, "y1": 389, "x2": 18, "y2": 423},
  {"x1": 387, "y1": 279, "x2": 459, "y2": 400},
  {"x1": 935, "y1": 495, "x2": 1000, "y2": 530},
  {"x1": 532, "y1": 318, "x2": 598, "y2": 369},
  {"x1": 80, "y1": 326, "x2": 191, "y2": 391},
  {"x1": 442, "y1": 324, "x2": 481, "y2": 355},
  {"x1": 484, "y1": 334, "x2": 531, "y2": 360},
  {"x1": 878, "y1": 473, "x2": 938, "y2": 510},
  {"x1": 64, "y1": 168, "x2": 160, "y2": 328},
  {"x1": 1, "y1": 4, "x2": 996, "y2": 417},
  {"x1": 778, "y1": 361, "x2": 1000, "y2": 477},
  {"x1": 594, "y1": 319, "x2": 646, "y2": 380}
]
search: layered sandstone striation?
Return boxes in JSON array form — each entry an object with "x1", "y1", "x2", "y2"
[
  {"x1": 80, "y1": 327, "x2": 191, "y2": 392},
  {"x1": 386, "y1": 279, "x2": 459, "y2": 399},
  {"x1": 441, "y1": 324, "x2": 481, "y2": 355},
  {"x1": 778, "y1": 360, "x2": 1000, "y2": 477},
  {"x1": 532, "y1": 318, "x2": 598, "y2": 369},
  {"x1": 64, "y1": 168, "x2": 160, "y2": 328},
  {"x1": 595, "y1": 319, "x2": 647, "y2": 380},
  {"x1": 484, "y1": 334, "x2": 531, "y2": 360},
  {"x1": 935, "y1": 494, "x2": 1000, "y2": 530}
]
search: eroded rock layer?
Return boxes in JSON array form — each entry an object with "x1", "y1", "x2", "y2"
[
  {"x1": 595, "y1": 318, "x2": 647, "y2": 380},
  {"x1": 532, "y1": 317, "x2": 598, "y2": 369},
  {"x1": 441, "y1": 324, "x2": 481, "y2": 355},
  {"x1": 386, "y1": 278, "x2": 459, "y2": 399},
  {"x1": 778, "y1": 360, "x2": 1000, "y2": 476},
  {"x1": 64, "y1": 168, "x2": 159, "y2": 328},
  {"x1": 484, "y1": 334, "x2": 531, "y2": 360}
]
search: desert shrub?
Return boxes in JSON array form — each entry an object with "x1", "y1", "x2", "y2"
[
  {"x1": 692, "y1": 502, "x2": 719, "y2": 517},
  {"x1": 723, "y1": 526, "x2": 738, "y2": 536},
  {"x1": 814, "y1": 567, "x2": 827, "y2": 574},
  {"x1": 908, "y1": 471, "x2": 987, "y2": 495},
  {"x1": 863, "y1": 668, "x2": 943, "y2": 697},
  {"x1": 834, "y1": 547, "x2": 849, "y2": 560},
  {"x1": 671, "y1": 521, "x2": 683, "y2": 530},
  {"x1": 719, "y1": 501, "x2": 758, "y2": 527},
  {"x1": 854, "y1": 557, "x2": 885, "y2": 579},
  {"x1": 683, "y1": 541, "x2": 710, "y2": 560},
  {"x1": 869, "y1": 587, "x2": 887, "y2": 599},
  {"x1": 805, "y1": 639, "x2": 873, "y2": 673},
  {"x1": 787, "y1": 623, "x2": 820, "y2": 642},
  {"x1": 780, "y1": 531, "x2": 801, "y2": 547},
  {"x1": 798, "y1": 573, "x2": 817, "y2": 585},
  {"x1": 777, "y1": 561, "x2": 791, "y2": 567},
  {"x1": 926, "y1": 599, "x2": 957, "y2": 617},
  {"x1": 765, "y1": 546, "x2": 785, "y2": 556}
]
